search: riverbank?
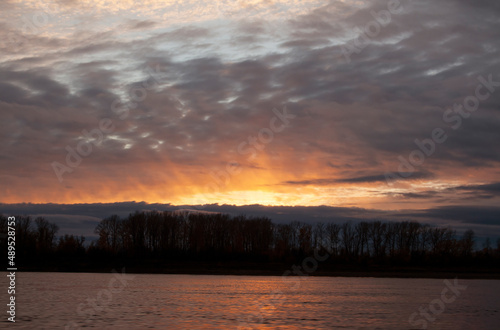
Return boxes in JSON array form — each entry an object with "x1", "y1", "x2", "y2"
[{"x1": 13, "y1": 263, "x2": 500, "y2": 279}]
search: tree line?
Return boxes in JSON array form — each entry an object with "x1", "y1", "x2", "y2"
[
  {"x1": 0, "y1": 215, "x2": 86, "y2": 265},
  {"x1": 1, "y1": 212, "x2": 499, "y2": 270}
]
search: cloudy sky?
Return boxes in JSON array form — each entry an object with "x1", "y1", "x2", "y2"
[{"x1": 1, "y1": 0, "x2": 500, "y2": 237}]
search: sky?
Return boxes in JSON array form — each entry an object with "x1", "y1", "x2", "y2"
[{"x1": 1, "y1": 0, "x2": 500, "y2": 238}]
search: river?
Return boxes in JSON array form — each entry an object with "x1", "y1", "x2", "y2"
[{"x1": 5, "y1": 272, "x2": 500, "y2": 329}]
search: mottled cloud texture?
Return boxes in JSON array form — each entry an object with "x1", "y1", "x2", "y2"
[{"x1": 1, "y1": 0, "x2": 499, "y2": 235}]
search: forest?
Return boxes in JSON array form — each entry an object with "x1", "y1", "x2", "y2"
[{"x1": 1, "y1": 211, "x2": 499, "y2": 275}]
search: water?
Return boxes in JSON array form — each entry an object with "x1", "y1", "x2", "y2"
[{"x1": 3, "y1": 272, "x2": 500, "y2": 329}]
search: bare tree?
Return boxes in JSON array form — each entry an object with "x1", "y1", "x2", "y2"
[
  {"x1": 325, "y1": 223, "x2": 341, "y2": 256},
  {"x1": 35, "y1": 217, "x2": 59, "y2": 253}
]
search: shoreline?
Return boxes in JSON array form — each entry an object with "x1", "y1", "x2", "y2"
[{"x1": 9, "y1": 267, "x2": 500, "y2": 280}]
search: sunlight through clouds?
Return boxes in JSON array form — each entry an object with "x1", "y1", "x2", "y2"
[{"x1": 1, "y1": 0, "x2": 500, "y2": 211}]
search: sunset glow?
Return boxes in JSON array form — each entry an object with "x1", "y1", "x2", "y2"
[
  {"x1": 1, "y1": 0, "x2": 499, "y2": 218},
  {"x1": 2, "y1": 2, "x2": 500, "y2": 328}
]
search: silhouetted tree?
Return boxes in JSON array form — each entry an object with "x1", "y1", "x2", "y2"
[
  {"x1": 35, "y1": 217, "x2": 59, "y2": 254},
  {"x1": 326, "y1": 223, "x2": 341, "y2": 256}
]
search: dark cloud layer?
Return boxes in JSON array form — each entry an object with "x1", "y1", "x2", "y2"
[
  {"x1": 283, "y1": 171, "x2": 434, "y2": 185},
  {"x1": 2, "y1": 202, "x2": 500, "y2": 242}
]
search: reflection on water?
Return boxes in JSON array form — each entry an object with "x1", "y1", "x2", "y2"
[{"x1": 6, "y1": 272, "x2": 500, "y2": 329}]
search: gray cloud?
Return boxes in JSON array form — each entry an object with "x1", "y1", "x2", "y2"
[
  {"x1": 282, "y1": 171, "x2": 434, "y2": 185},
  {"x1": 0, "y1": 0, "x2": 499, "y2": 213},
  {"x1": 2, "y1": 202, "x2": 500, "y2": 240},
  {"x1": 400, "y1": 205, "x2": 500, "y2": 227}
]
